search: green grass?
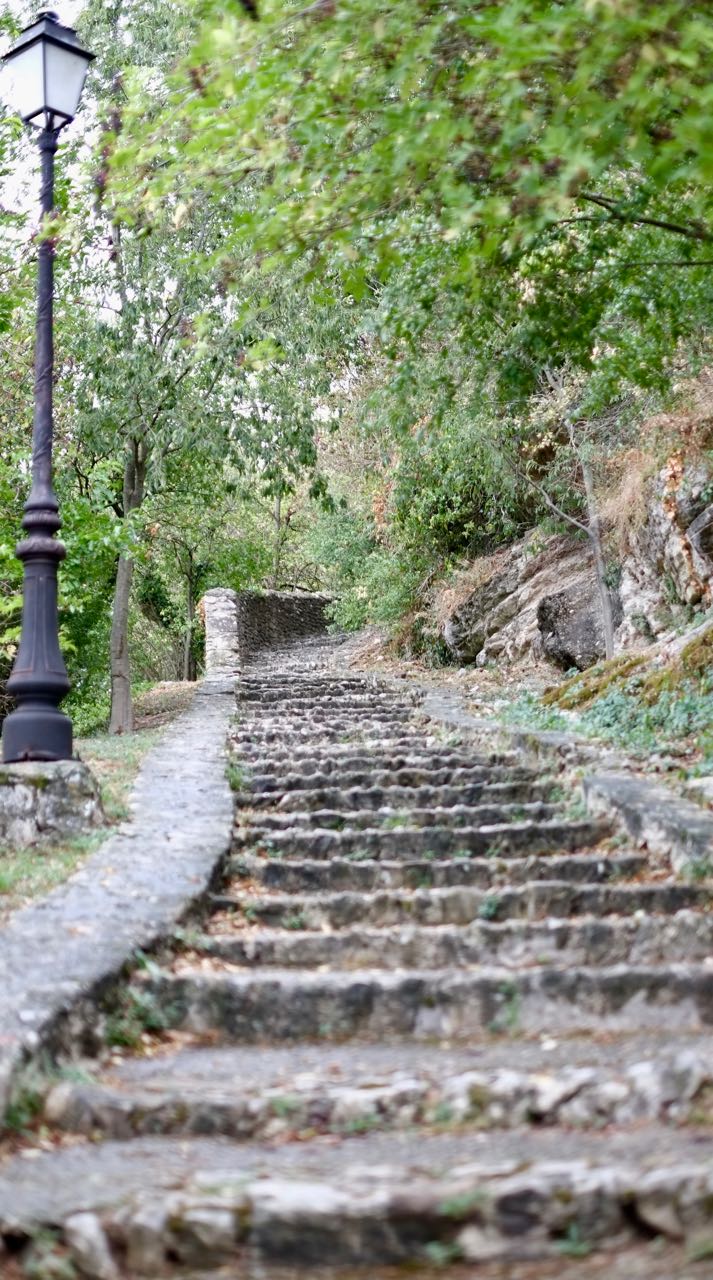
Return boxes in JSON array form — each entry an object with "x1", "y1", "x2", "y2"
[
  {"x1": 684, "y1": 857, "x2": 713, "y2": 882},
  {"x1": 500, "y1": 693, "x2": 569, "y2": 734},
  {"x1": 437, "y1": 1190, "x2": 487, "y2": 1218},
  {"x1": 78, "y1": 726, "x2": 165, "y2": 823},
  {"x1": 226, "y1": 760, "x2": 247, "y2": 792},
  {"x1": 103, "y1": 984, "x2": 176, "y2": 1049},
  {"x1": 0, "y1": 832, "x2": 104, "y2": 910},
  {"x1": 423, "y1": 1241, "x2": 464, "y2": 1266},
  {"x1": 270, "y1": 1095, "x2": 301, "y2": 1119},
  {"x1": 502, "y1": 652, "x2": 713, "y2": 768},
  {"x1": 555, "y1": 1223, "x2": 593, "y2": 1258},
  {"x1": 281, "y1": 911, "x2": 307, "y2": 930},
  {"x1": 20, "y1": 1228, "x2": 79, "y2": 1279}
]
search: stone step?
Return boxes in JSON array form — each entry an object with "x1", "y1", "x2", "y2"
[
  {"x1": 237, "y1": 695, "x2": 416, "y2": 712},
  {"x1": 235, "y1": 747, "x2": 517, "y2": 776},
  {"x1": 4, "y1": 1126, "x2": 713, "y2": 1271},
  {"x1": 235, "y1": 709, "x2": 416, "y2": 730},
  {"x1": 43, "y1": 1033, "x2": 713, "y2": 1142},
  {"x1": 239, "y1": 762, "x2": 532, "y2": 793},
  {"x1": 240, "y1": 801, "x2": 561, "y2": 833},
  {"x1": 133, "y1": 960, "x2": 713, "y2": 1043},
  {"x1": 239, "y1": 779, "x2": 553, "y2": 812},
  {"x1": 232, "y1": 851, "x2": 647, "y2": 893},
  {"x1": 231, "y1": 727, "x2": 431, "y2": 747},
  {"x1": 211, "y1": 879, "x2": 706, "y2": 930},
  {"x1": 230, "y1": 742, "x2": 491, "y2": 768},
  {"x1": 231, "y1": 818, "x2": 611, "y2": 860},
  {"x1": 239, "y1": 677, "x2": 374, "y2": 691},
  {"x1": 196, "y1": 910, "x2": 713, "y2": 971},
  {"x1": 238, "y1": 711, "x2": 417, "y2": 731},
  {"x1": 232, "y1": 733, "x2": 468, "y2": 758}
]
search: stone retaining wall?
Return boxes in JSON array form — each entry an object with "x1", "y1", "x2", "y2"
[{"x1": 202, "y1": 588, "x2": 330, "y2": 673}]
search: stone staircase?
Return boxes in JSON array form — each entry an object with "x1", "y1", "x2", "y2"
[{"x1": 3, "y1": 633, "x2": 713, "y2": 1277}]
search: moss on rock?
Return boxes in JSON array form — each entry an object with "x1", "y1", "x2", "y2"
[{"x1": 542, "y1": 654, "x2": 646, "y2": 710}]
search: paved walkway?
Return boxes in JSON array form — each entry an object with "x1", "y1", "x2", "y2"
[{"x1": 0, "y1": 676, "x2": 234, "y2": 1117}]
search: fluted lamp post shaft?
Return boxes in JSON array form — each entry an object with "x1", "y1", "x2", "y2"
[{"x1": 0, "y1": 10, "x2": 94, "y2": 762}]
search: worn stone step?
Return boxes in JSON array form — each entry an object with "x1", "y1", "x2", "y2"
[
  {"x1": 238, "y1": 686, "x2": 387, "y2": 699},
  {"x1": 197, "y1": 909, "x2": 713, "y2": 971},
  {"x1": 232, "y1": 818, "x2": 610, "y2": 860},
  {"x1": 239, "y1": 762, "x2": 532, "y2": 793},
  {"x1": 231, "y1": 733, "x2": 467, "y2": 759},
  {"x1": 211, "y1": 879, "x2": 707, "y2": 930},
  {"x1": 231, "y1": 727, "x2": 430, "y2": 747},
  {"x1": 237, "y1": 696, "x2": 415, "y2": 714},
  {"x1": 4, "y1": 1126, "x2": 713, "y2": 1272},
  {"x1": 239, "y1": 779, "x2": 552, "y2": 812},
  {"x1": 235, "y1": 747, "x2": 518, "y2": 777},
  {"x1": 239, "y1": 677, "x2": 374, "y2": 692},
  {"x1": 239, "y1": 713, "x2": 419, "y2": 730},
  {"x1": 238, "y1": 708, "x2": 417, "y2": 728},
  {"x1": 230, "y1": 742, "x2": 491, "y2": 768},
  {"x1": 240, "y1": 802, "x2": 561, "y2": 833},
  {"x1": 231, "y1": 851, "x2": 647, "y2": 893},
  {"x1": 43, "y1": 1033, "x2": 713, "y2": 1142},
  {"x1": 133, "y1": 960, "x2": 713, "y2": 1043}
]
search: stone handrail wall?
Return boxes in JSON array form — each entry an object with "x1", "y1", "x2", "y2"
[{"x1": 202, "y1": 588, "x2": 330, "y2": 674}]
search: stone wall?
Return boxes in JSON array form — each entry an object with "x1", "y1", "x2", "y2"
[
  {"x1": 202, "y1": 589, "x2": 241, "y2": 677},
  {"x1": 202, "y1": 588, "x2": 329, "y2": 674},
  {"x1": 235, "y1": 591, "x2": 330, "y2": 662}
]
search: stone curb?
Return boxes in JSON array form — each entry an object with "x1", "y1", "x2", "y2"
[
  {"x1": 0, "y1": 676, "x2": 235, "y2": 1119},
  {"x1": 582, "y1": 772, "x2": 713, "y2": 873}
]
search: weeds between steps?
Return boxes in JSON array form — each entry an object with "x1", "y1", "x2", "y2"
[{"x1": 3, "y1": 1058, "x2": 95, "y2": 1139}]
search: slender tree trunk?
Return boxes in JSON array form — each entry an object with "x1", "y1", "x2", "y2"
[
  {"x1": 183, "y1": 558, "x2": 196, "y2": 682},
  {"x1": 270, "y1": 492, "x2": 282, "y2": 589},
  {"x1": 585, "y1": 512, "x2": 616, "y2": 660},
  {"x1": 109, "y1": 440, "x2": 146, "y2": 733},
  {"x1": 568, "y1": 422, "x2": 615, "y2": 660},
  {"x1": 109, "y1": 555, "x2": 134, "y2": 733}
]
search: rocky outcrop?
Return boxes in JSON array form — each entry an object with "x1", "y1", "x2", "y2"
[
  {"x1": 442, "y1": 532, "x2": 613, "y2": 670},
  {"x1": 616, "y1": 453, "x2": 713, "y2": 648},
  {"x1": 538, "y1": 580, "x2": 622, "y2": 670},
  {"x1": 441, "y1": 455, "x2": 713, "y2": 671}
]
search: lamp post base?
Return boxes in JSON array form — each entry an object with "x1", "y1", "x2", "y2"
[{"x1": 2, "y1": 705, "x2": 72, "y2": 763}]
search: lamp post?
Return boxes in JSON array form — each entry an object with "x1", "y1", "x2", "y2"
[{"x1": 0, "y1": 10, "x2": 94, "y2": 762}]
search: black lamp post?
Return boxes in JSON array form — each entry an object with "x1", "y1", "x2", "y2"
[{"x1": 1, "y1": 10, "x2": 94, "y2": 762}]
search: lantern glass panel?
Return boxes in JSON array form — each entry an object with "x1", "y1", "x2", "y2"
[
  {"x1": 44, "y1": 41, "x2": 92, "y2": 121},
  {"x1": 0, "y1": 41, "x2": 44, "y2": 123}
]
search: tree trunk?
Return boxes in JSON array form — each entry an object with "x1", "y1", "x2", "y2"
[
  {"x1": 571, "y1": 423, "x2": 616, "y2": 660},
  {"x1": 109, "y1": 554, "x2": 134, "y2": 733},
  {"x1": 183, "y1": 559, "x2": 196, "y2": 682},
  {"x1": 270, "y1": 491, "x2": 282, "y2": 589},
  {"x1": 109, "y1": 440, "x2": 146, "y2": 733}
]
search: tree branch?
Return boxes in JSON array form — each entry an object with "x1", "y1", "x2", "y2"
[
  {"x1": 500, "y1": 450, "x2": 590, "y2": 537},
  {"x1": 580, "y1": 192, "x2": 713, "y2": 243}
]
